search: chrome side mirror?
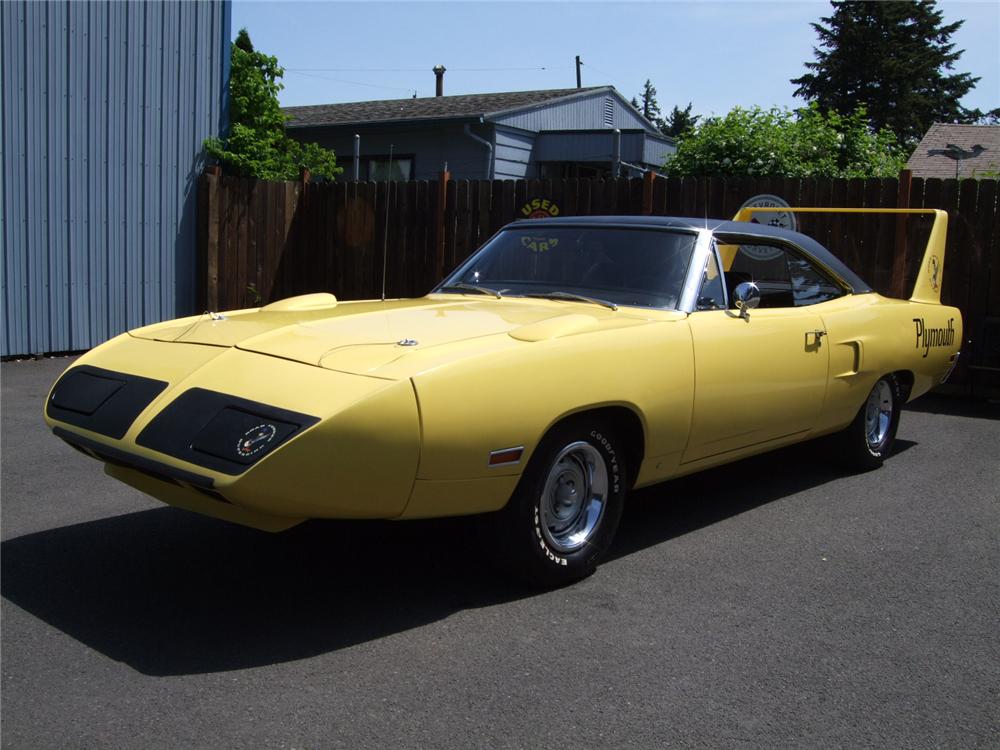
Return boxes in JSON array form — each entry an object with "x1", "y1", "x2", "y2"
[{"x1": 732, "y1": 281, "x2": 761, "y2": 320}]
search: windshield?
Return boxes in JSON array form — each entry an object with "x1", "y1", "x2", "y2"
[{"x1": 436, "y1": 226, "x2": 697, "y2": 309}]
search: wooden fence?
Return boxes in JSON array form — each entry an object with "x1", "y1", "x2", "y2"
[{"x1": 198, "y1": 171, "x2": 1000, "y2": 388}]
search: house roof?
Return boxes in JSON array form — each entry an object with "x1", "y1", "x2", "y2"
[
  {"x1": 906, "y1": 123, "x2": 1000, "y2": 179},
  {"x1": 284, "y1": 86, "x2": 612, "y2": 128}
]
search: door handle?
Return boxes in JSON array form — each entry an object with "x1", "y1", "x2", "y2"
[{"x1": 807, "y1": 329, "x2": 827, "y2": 345}]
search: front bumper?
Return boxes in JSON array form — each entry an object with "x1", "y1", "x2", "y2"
[{"x1": 45, "y1": 336, "x2": 421, "y2": 526}]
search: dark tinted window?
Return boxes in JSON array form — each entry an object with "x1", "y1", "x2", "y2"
[
  {"x1": 696, "y1": 249, "x2": 726, "y2": 310},
  {"x1": 718, "y1": 240, "x2": 844, "y2": 309},
  {"x1": 439, "y1": 227, "x2": 697, "y2": 309}
]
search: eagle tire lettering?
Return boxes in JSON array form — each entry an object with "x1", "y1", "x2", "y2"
[{"x1": 533, "y1": 507, "x2": 568, "y2": 566}]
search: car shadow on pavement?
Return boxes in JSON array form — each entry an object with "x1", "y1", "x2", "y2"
[
  {"x1": 903, "y1": 394, "x2": 1000, "y2": 420},
  {"x1": 609, "y1": 436, "x2": 914, "y2": 560},
  {"x1": 1, "y1": 438, "x2": 916, "y2": 677}
]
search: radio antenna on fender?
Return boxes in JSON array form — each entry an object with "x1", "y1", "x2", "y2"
[{"x1": 380, "y1": 144, "x2": 394, "y2": 302}]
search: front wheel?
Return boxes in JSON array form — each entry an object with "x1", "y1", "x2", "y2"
[
  {"x1": 838, "y1": 374, "x2": 903, "y2": 471},
  {"x1": 495, "y1": 419, "x2": 627, "y2": 587}
]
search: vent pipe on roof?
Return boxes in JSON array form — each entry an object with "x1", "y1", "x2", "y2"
[
  {"x1": 433, "y1": 65, "x2": 446, "y2": 97},
  {"x1": 353, "y1": 135, "x2": 361, "y2": 180},
  {"x1": 612, "y1": 129, "x2": 621, "y2": 178}
]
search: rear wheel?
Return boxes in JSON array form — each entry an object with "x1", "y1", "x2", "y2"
[
  {"x1": 839, "y1": 374, "x2": 902, "y2": 470},
  {"x1": 496, "y1": 419, "x2": 627, "y2": 587}
]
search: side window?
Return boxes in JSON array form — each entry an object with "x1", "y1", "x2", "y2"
[
  {"x1": 786, "y1": 254, "x2": 844, "y2": 306},
  {"x1": 696, "y1": 247, "x2": 726, "y2": 310},
  {"x1": 719, "y1": 240, "x2": 844, "y2": 309}
]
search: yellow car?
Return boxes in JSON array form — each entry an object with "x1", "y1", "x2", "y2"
[{"x1": 44, "y1": 208, "x2": 961, "y2": 586}]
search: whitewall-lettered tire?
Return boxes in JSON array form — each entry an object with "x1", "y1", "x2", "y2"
[
  {"x1": 495, "y1": 418, "x2": 627, "y2": 587},
  {"x1": 839, "y1": 374, "x2": 903, "y2": 471}
]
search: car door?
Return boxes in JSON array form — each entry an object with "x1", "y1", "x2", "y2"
[{"x1": 682, "y1": 236, "x2": 844, "y2": 463}]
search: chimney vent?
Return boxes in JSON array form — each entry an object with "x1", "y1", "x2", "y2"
[{"x1": 433, "y1": 65, "x2": 446, "y2": 97}]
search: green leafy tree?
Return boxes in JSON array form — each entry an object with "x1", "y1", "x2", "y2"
[
  {"x1": 791, "y1": 1, "x2": 980, "y2": 145},
  {"x1": 661, "y1": 103, "x2": 700, "y2": 139},
  {"x1": 205, "y1": 29, "x2": 341, "y2": 180},
  {"x1": 665, "y1": 104, "x2": 906, "y2": 178}
]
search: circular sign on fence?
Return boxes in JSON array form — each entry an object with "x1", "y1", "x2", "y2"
[
  {"x1": 738, "y1": 194, "x2": 797, "y2": 232},
  {"x1": 738, "y1": 194, "x2": 797, "y2": 261},
  {"x1": 521, "y1": 198, "x2": 560, "y2": 219}
]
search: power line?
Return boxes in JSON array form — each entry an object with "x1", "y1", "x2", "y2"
[
  {"x1": 284, "y1": 70, "x2": 415, "y2": 93},
  {"x1": 578, "y1": 60, "x2": 632, "y2": 94},
  {"x1": 286, "y1": 66, "x2": 556, "y2": 73}
]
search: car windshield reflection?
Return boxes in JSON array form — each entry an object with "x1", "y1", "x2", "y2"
[{"x1": 437, "y1": 226, "x2": 698, "y2": 310}]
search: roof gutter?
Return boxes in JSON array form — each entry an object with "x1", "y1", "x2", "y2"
[{"x1": 464, "y1": 122, "x2": 493, "y2": 179}]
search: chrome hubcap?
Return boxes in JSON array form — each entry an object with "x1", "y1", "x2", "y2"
[
  {"x1": 539, "y1": 441, "x2": 608, "y2": 553},
  {"x1": 864, "y1": 380, "x2": 893, "y2": 449}
]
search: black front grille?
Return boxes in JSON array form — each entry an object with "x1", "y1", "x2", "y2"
[
  {"x1": 53, "y1": 427, "x2": 215, "y2": 489},
  {"x1": 136, "y1": 388, "x2": 319, "y2": 475},
  {"x1": 47, "y1": 366, "x2": 167, "y2": 439}
]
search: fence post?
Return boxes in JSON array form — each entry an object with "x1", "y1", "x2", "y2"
[
  {"x1": 198, "y1": 167, "x2": 221, "y2": 311},
  {"x1": 642, "y1": 170, "x2": 656, "y2": 215},
  {"x1": 435, "y1": 169, "x2": 451, "y2": 279},
  {"x1": 890, "y1": 169, "x2": 913, "y2": 298}
]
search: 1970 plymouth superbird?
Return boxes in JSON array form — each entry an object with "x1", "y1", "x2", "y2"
[{"x1": 45, "y1": 208, "x2": 961, "y2": 585}]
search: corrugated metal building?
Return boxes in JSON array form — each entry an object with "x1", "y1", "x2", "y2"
[
  {"x1": 1, "y1": 0, "x2": 231, "y2": 357},
  {"x1": 285, "y1": 85, "x2": 676, "y2": 182}
]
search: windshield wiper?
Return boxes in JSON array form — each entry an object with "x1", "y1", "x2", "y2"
[
  {"x1": 522, "y1": 291, "x2": 618, "y2": 311},
  {"x1": 438, "y1": 283, "x2": 504, "y2": 299}
]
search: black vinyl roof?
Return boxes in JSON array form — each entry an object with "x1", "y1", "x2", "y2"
[{"x1": 508, "y1": 215, "x2": 873, "y2": 293}]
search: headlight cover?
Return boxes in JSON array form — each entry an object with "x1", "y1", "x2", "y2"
[{"x1": 137, "y1": 388, "x2": 319, "y2": 474}]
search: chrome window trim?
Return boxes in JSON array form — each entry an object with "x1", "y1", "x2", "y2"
[
  {"x1": 713, "y1": 232, "x2": 855, "y2": 295},
  {"x1": 677, "y1": 228, "x2": 715, "y2": 314},
  {"x1": 710, "y1": 240, "x2": 729, "y2": 310}
]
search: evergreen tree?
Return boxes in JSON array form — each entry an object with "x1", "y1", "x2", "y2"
[
  {"x1": 791, "y1": 1, "x2": 980, "y2": 145},
  {"x1": 205, "y1": 29, "x2": 341, "y2": 180},
  {"x1": 636, "y1": 80, "x2": 663, "y2": 127},
  {"x1": 661, "y1": 103, "x2": 700, "y2": 138}
]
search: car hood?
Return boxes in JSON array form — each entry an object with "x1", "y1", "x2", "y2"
[{"x1": 129, "y1": 294, "x2": 679, "y2": 379}]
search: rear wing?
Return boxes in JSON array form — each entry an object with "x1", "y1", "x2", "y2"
[{"x1": 731, "y1": 207, "x2": 948, "y2": 305}]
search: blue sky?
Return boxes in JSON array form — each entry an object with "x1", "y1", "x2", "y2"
[{"x1": 232, "y1": 1, "x2": 999, "y2": 118}]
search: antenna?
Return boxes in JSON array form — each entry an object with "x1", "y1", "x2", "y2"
[
  {"x1": 703, "y1": 176, "x2": 709, "y2": 229},
  {"x1": 380, "y1": 144, "x2": 394, "y2": 302}
]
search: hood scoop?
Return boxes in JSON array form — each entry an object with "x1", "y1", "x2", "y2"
[
  {"x1": 509, "y1": 313, "x2": 647, "y2": 342},
  {"x1": 261, "y1": 293, "x2": 337, "y2": 312}
]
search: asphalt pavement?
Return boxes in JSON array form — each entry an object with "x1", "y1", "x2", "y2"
[{"x1": 2, "y1": 356, "x2": 998, "y2": 749}]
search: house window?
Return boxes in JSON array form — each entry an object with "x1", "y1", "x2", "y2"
[
  {"x1": 368, "y1": 157, "x2": 413, "y2": 181},
  {"x1": 349, "y1": 155, "x2": 415, "y2": 181},
  {"x1": 538, "y1": 162, "x2": 611, "y2": 180}
]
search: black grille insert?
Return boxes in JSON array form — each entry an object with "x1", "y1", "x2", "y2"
[{"x1": 47, "y1": 366, "x2": 167, "y2": 439}]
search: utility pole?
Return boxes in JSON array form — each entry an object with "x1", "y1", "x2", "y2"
[{"x1": 575, "y1": 55, "x2": 581, "y2": 88}]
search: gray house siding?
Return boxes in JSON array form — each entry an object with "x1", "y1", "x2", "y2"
[
  {"x1": 493, "y1": 127, "x2": 536, "y2": 180},
  {"x1": 535, "y1": 131, "x2": 654, "y2": 163},
  {"x1": 492, "y1": 90, "x2": 651, "y2": 133},
  {"x1": 1, "y1": 0, "x2": 230, "y2": 357},
  {"x1": 285, "y1": 87, "x2": 670, "y2": 184},
  {"x1": 294, "y1": 123, "x2": 490, "y2": 180},
  {"x1": 643, "y1": 138, "x2": 675, "y2": 170}
]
